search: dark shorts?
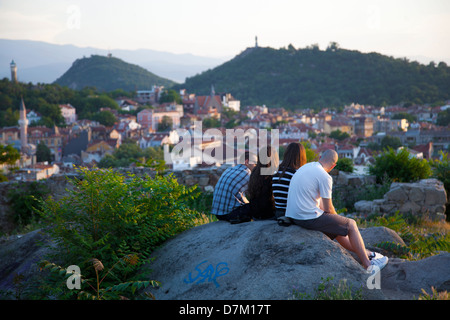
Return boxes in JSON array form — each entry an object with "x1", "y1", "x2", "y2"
[{"x1": 291, "y1": 212, "x2": 350, "y2": 240}]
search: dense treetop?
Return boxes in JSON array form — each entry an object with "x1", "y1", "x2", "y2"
[
  {"x1": 176, "y1": 43, "x2": 450, "y2": 108},
  {"x1": 54, "y1": 55, "x2": 176, "y2": 92}
]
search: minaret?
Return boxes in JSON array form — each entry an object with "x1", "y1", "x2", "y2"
[
  {"x1": 18, "y1": 97, "x2": 29, "y2": 153},
  {"x1": 10, "y1": 60, "x2": 17, "y2": 83}
]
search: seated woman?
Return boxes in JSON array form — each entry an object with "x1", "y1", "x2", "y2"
[
  {"x1": 271, "y1": 142, "x2": 307, "y2": 225},
  {"x1": 247, "y1": 145, "x2": 279, "y2": 220}
]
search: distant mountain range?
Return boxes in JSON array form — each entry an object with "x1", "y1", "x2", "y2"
[
  {"x1": 176, "y1": 45, "x2": 450, "y2": 108},
  {"x1": 54, "y1": 55, "x2": 176, "y2": 92},
  {"x1": 3, "y1": 39, "x2": 450, "y2": 109},
  {"x1": 0, "y1": 39, "x2": 226, "y2": 84}
]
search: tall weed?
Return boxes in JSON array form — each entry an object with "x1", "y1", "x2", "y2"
[{"x1": 37, "y1": 167, "x2": 203, "y2": 299}]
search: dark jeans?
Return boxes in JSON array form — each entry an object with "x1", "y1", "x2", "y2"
[{"x1": 215, "y1": 203, "x2": 252, "y2": 224}]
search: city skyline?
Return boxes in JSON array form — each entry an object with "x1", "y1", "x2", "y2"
[{"x1": 0, "y1": 0, "x2": 449, "y2": 65}]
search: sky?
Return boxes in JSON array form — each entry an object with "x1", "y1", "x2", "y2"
[{"x1": 1, "y1": 0, "x2": 450, "y2": 63}]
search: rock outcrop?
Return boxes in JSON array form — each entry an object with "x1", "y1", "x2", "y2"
[
  {"x1": 0, "y1": 229, "x2": 54, "y2": 296},
  {"x1": 354, "y1": 179, "x2": 447, "y2": 221},
  {"x1": 1, "y1": 221, "x2": 448, "y2": 300},
  {"x1": 143, "y1": 220, "x2": 449, "y2": 300}
]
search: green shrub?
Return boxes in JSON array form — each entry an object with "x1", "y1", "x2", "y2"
[
  {"x1": 7, "y1": 181, "x2": 50, "y2": 228},
  {"x1": 368, "y1": 147, "x2": 432, "y2": 183},
  {"x1": 37, "y1": 167, "x2": 203, "y2": 299},
  {"x1": 335, "y1": 157, "x2": 354, "y2": 173},
  {"x1": 357, "y1": 213, "x2": 450, "y2": 260},
  {"x1": 430, "y1": 151, "x2": 450, "y2": 197}
]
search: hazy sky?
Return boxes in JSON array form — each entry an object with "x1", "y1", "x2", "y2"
[{"x1": 1, "y1": 0, "x2": 449, "y2": 63}]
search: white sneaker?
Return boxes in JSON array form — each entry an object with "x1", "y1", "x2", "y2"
[
  {"x1": 368, "y1": 251, "x2": 384, "y2": 261},
  {"x1": 367, "y1": 254, "x2": 388, "y2": 274}
]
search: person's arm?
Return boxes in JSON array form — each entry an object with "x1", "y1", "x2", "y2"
[
  {"x1": 321, "y1": 198, "x2": 337, "y2": 214},
  {"x1": 238, "y1": 191, "x2": 249, "y2": 204}
]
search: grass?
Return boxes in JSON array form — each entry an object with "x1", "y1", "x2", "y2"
[
  {"x1": 355, "y1": 212, "x2": 450, "y2": 261},
  {"x1": 291, "y1": 277, "x2": 363, "y2": 300}
]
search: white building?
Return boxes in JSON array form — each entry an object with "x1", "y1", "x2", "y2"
[
  {"x1": 139, "y1": 130, "x2": 180, "y2": 149},
  {"x1": 221, "y1": 93, "x2": 240, "y2": 112},
  {"x1": 136, "y1": 86, "x2": 164, "y2": 104},
  {"x1": 59, "y1": 104, "x2": 77, "y2": 124},
  {"x1": 26, "y1": 110, "x2": 42, "y2": 124},
  {"x1": 374, "y1": 117, "x2": 408, "y2": 132}
]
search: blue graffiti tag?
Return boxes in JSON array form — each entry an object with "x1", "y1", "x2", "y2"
[{"x1": 184, "y1": 260, "x2": 229, "y2": 288}]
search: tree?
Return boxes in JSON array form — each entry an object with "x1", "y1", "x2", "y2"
[
  {"x1": 99, "y1": 142, "x2": 144, "y2": 168},
  {"x1": 380, "y1": 135, "x2": 402, "y2": 150},
  {"x1": 0, "y1": 144, "x2": 20, "y2": 167},
  {"x1": 93, "y1": 110, "x2": 117, "y2": 126},
  {"x1": 392, "y1": 112, "x2": 417, "y2": 123},
  {"x1": 326, "y1": 41, "x2": 340, "y2": 52},
  {"x1": 158, "y1": 115, "x2": 173, "y2": 131},
  {"x1": 300, "y1": 141, "x2": 319, "y2": 162},
  {"x1": 202, "y1": 117, "x2": 221, "y2": 128},
  {"x1": 335, "y1": 157, "x2": 354, "y2": 173},
  {"x1": 159, "y1": 89, "x2": 182, "y2": 104},
  {"x1": 436, "y1": 109, "x2": 450, "y2": 127},
  {"x1": 368, "y1": 147, "x2": 432, "y2": 183},
  {"x1": 38, "y1": 101, "x2": 65, "y2": 127},
  {"x1": 36, "y1": 142, "x2": 52, "y2": 163},
  {"x1": 329, "y1": 130, "x2": 350, "y2": 141},
  {"x1": 0, "y1": 107, "x2": 19, "y2": 127}
]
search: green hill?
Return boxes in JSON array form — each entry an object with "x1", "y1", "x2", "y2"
[
  {"x1": 54, "y1": 55, "x2": 176, "y2": 92},
  {"x1": 177, "y1": 44, "x2": 450, "y2": 108}
]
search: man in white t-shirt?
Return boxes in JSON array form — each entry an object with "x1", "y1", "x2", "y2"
[{"x1": 286, "y1": 149, "x2": 388, "y2": 273}]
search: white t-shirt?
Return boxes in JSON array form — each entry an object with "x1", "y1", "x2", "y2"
[{"x1": 285, "y1": 162, "x2": 333, "y2": 220}]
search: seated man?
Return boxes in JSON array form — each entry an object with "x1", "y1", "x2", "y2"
[
  {"x1": 285, "y1": 149, "x2": 388, "y2": 273},
  {"x1": 211, "y1": 151, "x2": 257, "y2": 222}
]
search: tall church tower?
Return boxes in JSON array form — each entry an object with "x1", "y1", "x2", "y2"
[
  {"x1": 18, "y1": 97, "x2": 29, "y2": 153},
  {"x1": 10, "y1": 60, "x2": 18, "y2": 83}
]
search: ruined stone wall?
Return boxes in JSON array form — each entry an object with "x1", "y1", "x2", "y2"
[{"x1": 354, "y1": 178, "x2": 447, "y2": 221}]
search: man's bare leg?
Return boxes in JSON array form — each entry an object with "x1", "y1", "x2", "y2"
[
  {"x1": 335, "y1": 234, "x2": 372, "y2": 256},
  {"x1": 335, "y1": 219, "x2": 371, "y2": 269}
]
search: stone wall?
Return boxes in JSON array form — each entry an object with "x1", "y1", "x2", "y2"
[{"x1": 354, "y1": 178, "x2": 447, "y2": 221}]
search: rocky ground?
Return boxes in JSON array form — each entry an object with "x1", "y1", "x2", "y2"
[{"x1": 1, "y1": 220, "x2": 448, "y2": 300}]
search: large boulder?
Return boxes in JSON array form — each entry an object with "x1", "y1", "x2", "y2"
[
  {"x1": 1, "y1": 221, "x2": 448, "y2": 300},
  {"x1": 144, "y1": 220, "x2": 386, "y2": 300},
  {"x1": 0, "y1": 229, "x2": 54, "y2": 295},
  {"x1": 381, "y1": 253, "x2": 450, "y2": 299},
  {"x1": 359, "y1": 226, "x2": 406, "y2": 248}
]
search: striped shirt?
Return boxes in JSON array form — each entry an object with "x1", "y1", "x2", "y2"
[
  {"x1": 271, "y1": 167, "x2": 296, "y2": 213},
  {"x1": 211, "y1": 164, "x2": 251, "y2": 216}
]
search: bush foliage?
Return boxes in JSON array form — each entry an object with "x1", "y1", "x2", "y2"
[
  {"x1": 37, "y1": 167, "x2": 203, "y2": 299},
  {"x1": 368, "y1": 147, "x2": 432, "y2": 183}
]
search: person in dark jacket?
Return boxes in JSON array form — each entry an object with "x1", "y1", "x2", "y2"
[{"x1": 247, "y1": 145, "x2": 279, "y2": 220}]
